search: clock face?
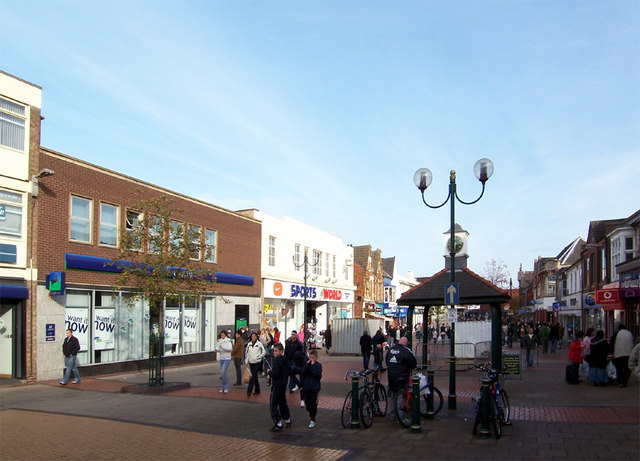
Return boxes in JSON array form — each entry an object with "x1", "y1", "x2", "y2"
[{"x1": 447, "y1": 235, "x2": 464, "y2": 255}]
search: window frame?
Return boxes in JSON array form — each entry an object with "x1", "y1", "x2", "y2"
[
  {"x1": 99, "y1": 202, "x2": 119, "y2": 247},
  {"x1": 268, "y1": 235, "x2": 276, "y2": 267},
  {"x1": 0, "y1": 189, "x2": 23, "y2": 238},
  {"x1": 205, "y1": 228, "x2": 217, "y2": 263},
  {"x1": 69, "y1": 195, "x2": 92, "y2": 244},
  {"x1": 189, "y1": 224, "x2": 201, "y2": 261},
  {"x1": 0, "y1": 96, "x2": 27, "y2": 152}
]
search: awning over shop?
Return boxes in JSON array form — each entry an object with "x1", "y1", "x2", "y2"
[{"x1": 0, "y1": 285, "x2": 29, "y2": 300}]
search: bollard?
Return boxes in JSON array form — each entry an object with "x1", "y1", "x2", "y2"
[
  {"x1": 411, "y1": 374, "x2": 422, "y2": 433},
  {"x1": 426, "y1": 369, "x2": 435, "y2": 420},
  {"x1": 350, "y1": 374, "x2": 360, "y2": 429},
  {"x1": 480, "y1": 375, "x2": 491, "y2": 438}
]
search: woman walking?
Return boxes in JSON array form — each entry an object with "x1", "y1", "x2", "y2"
[
  {"x1": 216, "y1": 330, "x2": 233, "y2": 393},
  {"x1": 246, "y1": 331, "x2": 266, "y2": 396},
  {"x1": 587, "y1": 330, "x2": 609, "y2": 386}
]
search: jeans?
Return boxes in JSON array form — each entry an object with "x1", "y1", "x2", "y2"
[
  {"x1": 526, "y1": 349, "x2": 535, "y2": 366},
  {"x1": 62, "y1": 355, "x2": 80, "y2": 384},
  {"x1": 220, "y1": 359, "x2": 231, "y2": 391},
  {"x1": 288, "y1": 360, "x2": 300, "y2": 390},
  {"x1": 550, "y1": 339, "x2": 558, "y2": 354},
  {"x1": 362, "y1": 352, "x2": 371, "y2": 370}
]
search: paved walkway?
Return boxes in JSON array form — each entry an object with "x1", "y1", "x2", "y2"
[{"x1": 1, "y1": 348, "x2": 638, "y2": 460}]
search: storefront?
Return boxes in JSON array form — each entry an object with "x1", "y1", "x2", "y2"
[
  {"x1": 0, "y1": 284, "x2": 28, "y2": 379},
  {"x1": 262, "y1": 279, "x2": 354, "y2": 340}
]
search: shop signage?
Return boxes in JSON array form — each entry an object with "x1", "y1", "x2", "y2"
[
  {"x1": 46, "y1": 323, "x2": 55, "y2": 342},
  {"x1": 264, "y1": 279, "x2": 354, "y2": 303},
  {"x1": 93, "y1": 309, "x2": 115, "y2": 350},
  {"x1": 595, "y1": 289, "x2": 619, "y2": 304}
]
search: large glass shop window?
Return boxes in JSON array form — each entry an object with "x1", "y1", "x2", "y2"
[
  {"x1": 164, "y1": 296, "x2": 203, "y2": 355},
  {"x1": 64, "y1": 291, "x2": 91, "y2": 365}
]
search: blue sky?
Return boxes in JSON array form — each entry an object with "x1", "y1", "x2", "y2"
[{"x1": 2, "y1": 1, "x2": 639, "y2": 284}]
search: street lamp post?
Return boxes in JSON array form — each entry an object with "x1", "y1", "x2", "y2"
[
  {"x1": 413, "y1": 158, "x2": 494, "y2": 410},
  {"x1": 293, "y1": 248, "x2": 318, "y2": 352}
]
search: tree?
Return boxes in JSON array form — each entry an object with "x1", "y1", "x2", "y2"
[
  {"x1": 482, "y1": 258, "x2": 510, "y2": 288},
  {"x1": 113, "y1": 193, "x2": 217, "y2": 339}
]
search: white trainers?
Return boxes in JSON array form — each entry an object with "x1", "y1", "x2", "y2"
[
  {"x1": 300, "y1": 400, "x2": 305, "y2": 407},
  {"x1": 290, "y1": 385, "x2": 299, "y2": 393},
  {"x1": 308, "y1": 421, "x2": 315, "y2": 428}
]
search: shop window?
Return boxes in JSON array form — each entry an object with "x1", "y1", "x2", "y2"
[
  {"x1": 99, "y1": 203, "x2": 118, "y2": 247},
  {"x1": 70, "y1": 196, "x2": 92, "y2": 243},
  {"x1": 0, "y1": 96, "x2": 26, "y2": 151}
]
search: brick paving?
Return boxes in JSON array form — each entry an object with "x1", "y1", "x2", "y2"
[{"x1": 1, "y1": 347, "x2": 638, "y2": 460}]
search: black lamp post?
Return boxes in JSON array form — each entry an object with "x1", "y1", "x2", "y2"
[
  {"x1": 413, "y1": 158, "x2": 494, "y2": 410},
  {"x1": 293, "y1": 248, "x2": 319, "y2": 351}
]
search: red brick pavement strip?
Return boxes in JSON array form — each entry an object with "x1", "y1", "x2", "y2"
[{"x1": 0, "y1": 409, "x2": 348, "y2": 461}]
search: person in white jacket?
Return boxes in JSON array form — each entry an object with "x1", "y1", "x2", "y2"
[
  {"x1": 216, "y1": 330, "x2": 233, "y2": 393},
  {"x1": 245, "y1": 331, "x2": 266, "y2": 397}
]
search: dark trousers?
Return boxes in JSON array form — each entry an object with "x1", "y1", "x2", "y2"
[
  {"x1": 233, "y1": 358, "x2": 243, "y2": 385},
  {"x1": 305, "y1": 389, "x2": 319, "y2": 419},
  {"x1": 247, "y1": 362, "x2": 261, "y2": 395},
  {"x1": 288, "y1": 360, "x2": 300, "y2": 390},
  {"x1": 270, "y1": 385, "x2": 290, "y2": 424},
  {"x1": 613, "y1": 356, "x2": 631, "y2": 386}
]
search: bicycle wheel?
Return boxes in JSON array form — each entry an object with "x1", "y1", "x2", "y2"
[
  {"x1": 499, "y1": 389, "x2": 510, "y2": 424},
  {"x1": 374, "y1": 383, "x2": 388, "y2": 417},
  {"x1": 419, "y1": 386, "x2": 444, "y2": 417},
  {"x1": 490, "y1": 398, "x2": 502, "y2": 439},
  {"x1": 472, "y1": 401, "x2": 481, "y2": 435},
  {"x1": 341, "y1": 391, "x2": 353, "y2": 428},
  {"x1": 394, "y1": 390, "x2": 412, "y2": 428},
  {"x1": 359, "y1": 391, "x2": 374, "y2": 428}
]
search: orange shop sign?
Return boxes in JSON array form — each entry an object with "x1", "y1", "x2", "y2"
[{"x1": 595, "y1": 289, "x2": 620, "y2": 304}]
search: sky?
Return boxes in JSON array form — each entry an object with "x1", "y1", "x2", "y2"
[{"x1": 2, "y1": 1, "x2": 639, "y2": 285}]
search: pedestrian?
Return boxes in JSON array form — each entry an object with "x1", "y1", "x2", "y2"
[
  {"x1": 539, "y1": 323, "x2": 550, "y2": 354},
  {"x1": 581, "y1": 328, "x2": 594, "y2": 376},
  {"x1": 60, "y1": 328, "x2": 81, "y2": 385},
  {"x1": 268, "y1": 343, "x2": 291, "y2": 432},
  {"x1": 610, "y1": 324, "x2": 634, "y2": 387},
  {"x1": 273, "y1": 327, "x2": 281, "y2": 345},
  {"x1": 587, "y1": 330, "x2": 609, "y2": 386},
  {"x1": 523, "y1": 327, "x2": 539, "y2": 367},
  {"x1": 231, "y1": 330, "x2": 245, "y2": 386},
  {"x1": 371, "y1": 328, "x2": 386, "y2": 370},
  {"x1": 549, "y1": 323, "x2": 560, "y2": 354},
  {"x1": 323, "y1": 324, "x2": 332, "y2": 354},
  {"x1": 284, "y1": 330, "x2": 303, "y2": 392},
  {"x1": 245, "y1": 332, "x2": 266, "y2": 396},
  {"x1": 567, "y1": 330, "x2": 583, "y2": 384},
  {"x1": 385, "y1": 336, "x2": 417, "y2": 419},
  {"x1": 359, "y1": 330, "x2": 372, "y2": 370},
  {"x1": 628, "y1": 340, "x2": 640, "y2": 382},
  {"x1": 301, "y1": 349, "x2": 322, "y2": 428},
  {"x1": 216, "y1": 330, "x2": 233, "y2": 393}
]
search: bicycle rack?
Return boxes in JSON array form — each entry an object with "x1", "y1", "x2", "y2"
[{"x1": 349, "y1": 374, "x2": 360, "y2": 429}]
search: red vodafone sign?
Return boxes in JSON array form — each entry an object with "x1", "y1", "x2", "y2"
[{"x1": 596, "y1": 289, "x2": 620, "y2": 304}]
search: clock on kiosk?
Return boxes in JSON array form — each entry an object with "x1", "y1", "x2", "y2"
[{"x1": 447, "y1": 235, "x2": 464, "y2": 255}]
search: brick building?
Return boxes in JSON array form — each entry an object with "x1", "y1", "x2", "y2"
[{"x1": 34, "y1": 147, "x2": 261, "y2": 380}]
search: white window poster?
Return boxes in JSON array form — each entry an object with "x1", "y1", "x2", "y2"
[
  {"x1": 65, "y1": 308, "x2": 89, "y2": 351},
  {"x1": 164, "y1": 310, "x2": 180, "y2": 345},
  {"x1": 93, "y1": 309, "x2": 115, "y2": 350}
]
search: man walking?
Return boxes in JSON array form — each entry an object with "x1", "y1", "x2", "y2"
[
  {"x1": 268, "y1": 343, "x2": 291, "y2": 432},
  {"x1": 284, "y1": 330, "x2": 303, "y2": 392},
  {"x1": 523, "y1": 327, "x2": 539, "y2": 367},
  {"x1": 60, "y1": 328, "x2": 81, "y2": 385}
]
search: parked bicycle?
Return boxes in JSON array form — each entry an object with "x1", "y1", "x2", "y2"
[
  {"x1": 472, "y1": 361, "x2": 510, "y2": 438},
  {"x1": 341, "y1": 368, "x2": 388, "y2": 428},
  {"x1": 394, "y1": 369, "x2": 444, "y2": 428}
]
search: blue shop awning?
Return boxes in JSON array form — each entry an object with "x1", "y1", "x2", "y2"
[{"x1": 0, "y1": 285, "x2": 29, "y2": 300}]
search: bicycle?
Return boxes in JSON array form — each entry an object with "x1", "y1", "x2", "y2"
[
  {"x1": 472, "y1": 361, "x2": 510, "y2": 438},
  {"x1": 394, "y1": 369, "x2": 444, "y2": 428},
  {"x1": 341, "y1": 368, "x2": 388, "y2": 429}
]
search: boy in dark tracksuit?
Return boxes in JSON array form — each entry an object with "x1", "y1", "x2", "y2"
[
  {"x1": 300, "y1": 349, "x2": 322, "y2": 428},
  {"x1": 268, "y1": 343, "x2": 291, "y2": 432}
]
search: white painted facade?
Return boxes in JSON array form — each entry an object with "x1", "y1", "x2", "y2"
[{"x1": 243, "y1": 210, "x2": 356, "y2": 340}]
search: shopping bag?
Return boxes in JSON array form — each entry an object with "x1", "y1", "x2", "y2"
[
  {"x1": 606, "y1": 361, "x2": 617, "y2": 380},
  {"x1": 242, "y1": 364, "x2": 251, "y2": 384}
]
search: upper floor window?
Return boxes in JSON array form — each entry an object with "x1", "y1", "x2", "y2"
[
  {"x1": 294, "y1": 244, "x2": 301, "y2": 271},
  {"x1": 0, "y1": 189, "x2": 22, "y2": 238},
  {"x1": 325, "y1": 253, "x2": 330, "y2": 276},
  {"x1": 99, "y1": 203, "x2": 118, "y2": 247},
  {"x1": 148, "y1": 216, "x2": 162, "y2": 254},
  {"x1": 189, "y1": 225, "x2": 201, "y2": 260},
  {"x1": 0, "y1": 97, "x2": 26, "y2": 151},
  {"x1": 70, "y1": 196, "x2": 91, "y2": 243},
  {"x1": 205, "y1": 229, "x2": 217, "y2": 263},
  {"x1": 313, "y1": 250, "x2": 322, "y2": 275},
  {"x1": 268, "y1": 236, "x2": 276, "y2": 266},
  {"x1": 332, "y1": 255, "x2": 336, "y2": 278},
  {"x1": 170, "y1": 221, "x2": 183, "y2": 253},
  {"x1": 125, "y1": 209, "x2": 142, "y2": 250}
]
